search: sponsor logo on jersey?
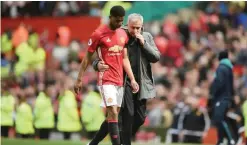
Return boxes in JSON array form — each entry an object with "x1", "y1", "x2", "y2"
[{"x1": 108, "y1": 45, "x2": 123, "y2": 53}]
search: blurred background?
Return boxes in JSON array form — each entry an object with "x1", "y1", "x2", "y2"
[{"x1": 1, "y1": 1, "x2": 247, "y2": 145}]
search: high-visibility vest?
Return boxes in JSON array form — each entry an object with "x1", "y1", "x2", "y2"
[
  {"x1": 81, "y1": 91, "x2": 105, "y2": 131},
  {"x1": 16, "y1": 102, "x2": 34, "y2": 134},
  {"x1": 242, "y1": 100, "x2": 247, "y2": 137},
  {"x1": 57, "y1": 90, "x2": 82, "y2": 132},
  {"x1": 34, "y1": 92, "x2": 54, "y2": 129},
  {"x1": 1, "y1": 95, "x2": 15, "y2": 126}
]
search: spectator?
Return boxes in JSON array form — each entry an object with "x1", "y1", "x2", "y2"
[
  {"x1": 81, "y1": 87, "x2": 105, "y2": 139},
  {"x1": 15, "y1": 90, "x2": 34, "y2": 138},
  {"x1": 34, "y1": 86, "x2": 55, "y2": 140},
  {"x1": 180, "y1": 96, "x2": 210, "y2": 143},
  {"x1": 1, "y1": 84, "x2": 15, "y2": 138},
  {"x1": 57, "y1": 77, "x2": 82, "y2": 140}
]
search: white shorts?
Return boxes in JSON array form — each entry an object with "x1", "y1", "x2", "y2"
[{"x1": 98, "y1": 85, "x2": 124, "y2": 107}]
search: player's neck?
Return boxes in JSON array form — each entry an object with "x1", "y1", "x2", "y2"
[{"x1": 108, "y1": 23, "x2": 116, "y2": 31}]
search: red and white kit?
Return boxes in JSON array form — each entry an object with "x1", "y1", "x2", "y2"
[{"x1": 87, "y1": 24, "x2": 128, "y2": 107}]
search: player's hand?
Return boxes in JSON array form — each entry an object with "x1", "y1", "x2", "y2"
[
  {"x1": 74, "y1": 80, "x2": 83, "y2": 95},
  {"x1": 98, "y1": 61, "x2": 109, "y2": 72},
  {"x1": 131, "y1": 80, "x2": 139, "y2": 93},
  {"x1": 135, "y1": 33, "x2": 145, "y2": 46}
]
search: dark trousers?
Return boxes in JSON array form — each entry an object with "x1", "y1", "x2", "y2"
[
  {"x1": 87, "y1": 131, "x2": 97, "y2": 139},
  {"x1": 120, "y1": 84, "x2": 147, "y2": 145},
  {"x1": 171, "y1": 134, "x2": 179, "y2": 143},
  {"x1": 63, "y1": 132, "x2": 72, "y2": 140},
  {"x1": 213, "y1": 101, "x2": 234, "y2": 145},
  {"x1": 17, "y1": 134, "x2": 33, "y2": 138},
  {"x1": 38, "y1": 128, "x2": 51, "y2": 139},
  {"x1": 1, "y1": 126, "x2": 10, "y2": 137},
  {"x1": 183, "y1": 135, "x2": 202, "y2": 143}
]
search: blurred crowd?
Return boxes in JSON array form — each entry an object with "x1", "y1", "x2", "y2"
[
  {"x1": 1, "y1": 1, "x2": 104, "y2": 17},
  {"x1": 1, "y1": 1, "x2": 247, "y2": 143},
  {"x1": 146, "y1": 0, "x2": 247, "y2": 123},
  {"x1": 1, "y1": 1, "x2": 133, "y2": 18}
]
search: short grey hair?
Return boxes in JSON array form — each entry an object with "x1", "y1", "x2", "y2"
[{"x1": 127, "y1": 13, "x2": 143, "y2": 24}]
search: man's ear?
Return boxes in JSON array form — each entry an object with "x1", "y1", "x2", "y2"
[{"x1": 141, "y1": 26, "x2": 144, "y2": 34}]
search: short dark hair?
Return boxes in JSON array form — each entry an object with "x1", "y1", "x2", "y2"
[
  {"x1": 110, "y1": 5, "x2": 125, "y2": 17},
  {"x1": 218, "y1": 50, "x2": 228, "y2": 61}
]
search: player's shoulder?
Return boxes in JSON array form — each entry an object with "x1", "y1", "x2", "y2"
[
  {"x1": 92, "y1": 25, "x2": 107, "y2": 37},
  {"x1": 120, "y1": 25, "x2": 128, "y2": 30},
  {"x1": 117, "y1": 28, "x2": 127, "y2": 34},
  {"x1": 117, "y1": 27, "x2": 126, "y2": 32},
  {"x1": 116, "y1": 28, "x2": 128, "y2": 38}
]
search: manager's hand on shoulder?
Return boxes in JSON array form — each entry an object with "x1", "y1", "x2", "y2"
[{"x1": 97, "y1": 61, "x2": 109, "y2": 72}]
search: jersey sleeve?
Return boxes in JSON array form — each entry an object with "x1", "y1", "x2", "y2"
[
  {"x1": 125, "y1": 34, "x2": 129, "y2": 45},
  {"x1": 123, "y1": 30, "x2": 129, "y2": 48},
  {"x1": 87, "y1": 31, "x2": 100, "y2": 53}
]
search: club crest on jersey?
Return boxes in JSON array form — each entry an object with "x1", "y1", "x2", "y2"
[
  {"x1": 108, "y1": 45, "x2": 123, "y2": 52},
  {"x1": 106, "y1": 38, "x2": 111, "y2": 42},
  {"x1": 88, "y1": 39, "x2": 92, "y2": 46},
  {"x1": 107, "y1": 98, "x2": 113, "y2": 103}
]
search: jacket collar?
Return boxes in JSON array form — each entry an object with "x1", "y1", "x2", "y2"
[{"x1": 220, "y1": 58, "x2": 233, "y2": 69}]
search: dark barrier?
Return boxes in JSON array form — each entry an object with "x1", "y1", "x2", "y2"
[{"x1": 140, "y1": 126, "x2": 218, "y2": 144}]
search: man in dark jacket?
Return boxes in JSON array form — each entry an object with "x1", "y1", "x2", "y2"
[
  {"x1": 209, "y1": 51, "x2": 235, "y2": 145},
  {"x1": 180, "y1": 97, "x2": 210, "y2": 143},
  {"x1": 89, "y1": 13, "x2": 160, "y2": 145}
]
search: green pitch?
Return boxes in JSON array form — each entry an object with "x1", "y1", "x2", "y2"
[{"x1": 1, "y1": 138, "x2": 204, "y2": 145}]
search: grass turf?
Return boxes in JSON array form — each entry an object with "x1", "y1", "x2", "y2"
[{"x1": 1, "y1": 138, "x2": 204, "y2": 145}]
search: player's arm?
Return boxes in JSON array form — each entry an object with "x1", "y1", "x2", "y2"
[
  {"x1": 76, "y1": 52, "x2": 94, "y2": 82},
  {"x1": 123, "y1": 48, "x2": 139, "y2": 92},
  {"x1": 74, "y1": 52, "x2": 94, "y2": 94},
  {"x1": 123, "y1": 48, "x2": 134, "y2": 82},
  {"x1": 92, "y1": 58, "x2": 109, "y2": 72},
  {"x1": 74, "y1": 32, "x2": 99, "y2": 94}
]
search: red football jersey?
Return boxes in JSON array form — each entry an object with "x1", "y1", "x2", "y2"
[{"x1": 87, "y1": 25, "x2": 128, "y2": 86}]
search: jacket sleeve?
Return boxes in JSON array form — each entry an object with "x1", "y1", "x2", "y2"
[
  {"x1": 210, "y1": 66, "x2": 225, "y2": 99},
  {"x1": 92, "y1": 58, "x2": 100, "y2": 71},
  {"x1": 142, "y1": 32, "x2": 161, "y2": 63}
]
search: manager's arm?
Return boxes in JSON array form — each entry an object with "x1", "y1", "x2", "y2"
[{"x1": 142, "y1": 32, "x2": 161, "y2": 63}]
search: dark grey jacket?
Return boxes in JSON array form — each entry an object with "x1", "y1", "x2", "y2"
[
  {"x1": 134, "y1": 31, "x2": 160, "y2": 100},
  {"x1": 92, "y1": 29, "x2": 160, "y2": 100}
]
